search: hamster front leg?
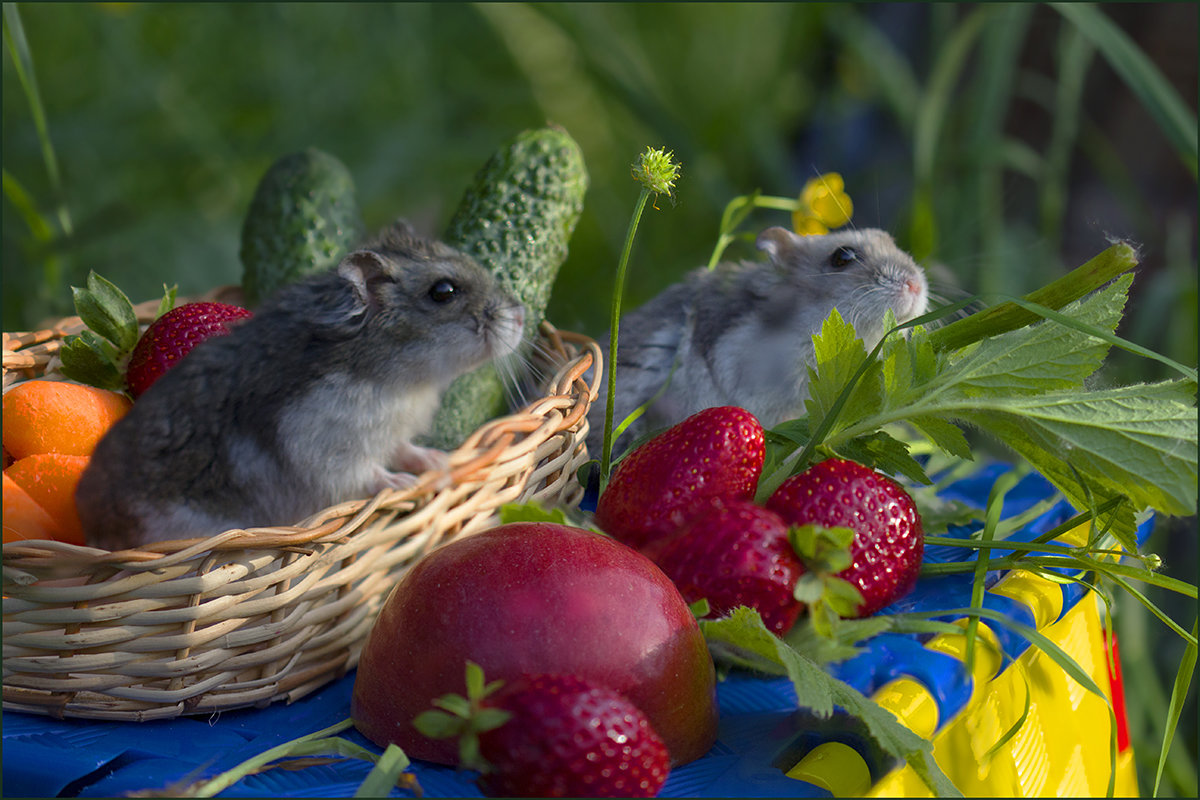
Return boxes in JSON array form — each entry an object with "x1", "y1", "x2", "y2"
[{"x1": 370, "y1": 442, "x2": 450, "y2": 493}]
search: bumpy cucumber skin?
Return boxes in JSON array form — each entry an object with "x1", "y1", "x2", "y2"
[
  {"x1": 240, "y1": 148, "x2": 366, "y2": 307},
  {"x1": 426, "y1": 126, "x2": 589, "y2": 449}
]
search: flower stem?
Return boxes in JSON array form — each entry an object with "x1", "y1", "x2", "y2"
[{"x1": 601, "y1": 187, "x2": 651, "y2": 482}]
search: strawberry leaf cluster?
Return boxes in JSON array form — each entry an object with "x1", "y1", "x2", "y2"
[{"x1": 58, "y1": 271, "x2": 175, "y2": 392}]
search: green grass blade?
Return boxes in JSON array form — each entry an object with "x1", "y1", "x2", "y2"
[
  {"x1": 2, "y1": 3, "x2": 72, "y2": 236},
  {"x1": 965, "y1": 468, "x2": 1021, "y2": 675},
  {"x1": 913, "y1": 6, "x2": 990, "y2": 184},
  {"x1": 190, "y1": 718, "x2": 355, "y2": 797},
  {"x1": 982, "y1": 675, "x2": 1032, "y2": 765},
  {"x1": 1052, "y1": 3, "x2": 1198, "y2": 178},
  {"x1": 824, "y1": 5, "x2": 920, "y2": 132},
  {"x1": 1154, "y1": 618, "x2": 1198, "y2": 796},
  {"x1": 354, "y1": 743, "x2": 415, "y2": 798}
]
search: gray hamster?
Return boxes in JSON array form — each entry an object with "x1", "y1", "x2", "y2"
[
  {"x1": 587, "y1": 226, "x2": 929, "y2": 457},
  {"x1": 76, "y1": 221, "x2": 525, "y2": 550}
]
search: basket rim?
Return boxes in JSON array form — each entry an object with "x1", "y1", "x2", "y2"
[{"x1": 2, "y1": 287, "x2": 603, "y2": 565}]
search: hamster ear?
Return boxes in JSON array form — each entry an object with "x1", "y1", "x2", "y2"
[
  {"x1": 330, "y1": 250, "x2": 391, "y2": 320},
  {"x1": 755, "y1": 226, "x2": 806, "y2": 264}
]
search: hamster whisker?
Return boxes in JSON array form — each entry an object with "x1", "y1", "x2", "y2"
[{"x1": 494, "y1": 350, "x2": 534, "y2": 411}]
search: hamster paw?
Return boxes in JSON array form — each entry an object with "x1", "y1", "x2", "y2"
[{"x1": 390, "y1": 442, "x2": 450, "y2": 475}]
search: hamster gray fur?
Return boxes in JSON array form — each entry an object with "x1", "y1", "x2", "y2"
[
  {"x1": 587, "y1": 226, "x2": 929, "y2": 458},
  {"x1": 76, "y1": 221, "x2": 525, "y2": 550}
]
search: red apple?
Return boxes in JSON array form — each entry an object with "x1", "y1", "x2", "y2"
[{"x1": 351, "y1": 522, "x2": 718, "y2": 767}]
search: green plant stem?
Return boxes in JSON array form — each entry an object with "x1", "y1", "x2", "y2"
[
  {"x1": 190, "y1": 718, "x2": 355, "y2": 797},
  {"x1": 707, "y1": 191, "x2": 798, "y2": 268},
  {"x1": 926, "y1": 240, "x2": 1139, "y2": 352},
  {"x1": 601, "y1": 187, "x2": 650, "y2": 482}
]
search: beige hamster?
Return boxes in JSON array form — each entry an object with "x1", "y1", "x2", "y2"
[
  {"x1": 588, "y1": 226, "x2": 929, "y2": 457},
  {"x1": 76, "y1": 221, "x2": 525, "y2": 550}
]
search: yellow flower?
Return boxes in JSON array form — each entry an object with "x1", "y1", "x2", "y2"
[{"x1": 792, "y1": 172, "x2": 853, "y2": 236}]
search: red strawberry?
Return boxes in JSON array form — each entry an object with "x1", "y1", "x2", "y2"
[
  {"x1": 652, "y1": 497, "x2": 805, "y2": 636},
  {"x1": 125, "y1": 301, "x2": 251, "y2": 398},
  {"x1": 594, "y1": 406, "x2": 765, "y2": 551},
  {"x1": 416, "y1": 667, "x2": 670, "y2": 798},
  {"x1": 766, "y1": 457, "x2": 923, "y2": 617}
]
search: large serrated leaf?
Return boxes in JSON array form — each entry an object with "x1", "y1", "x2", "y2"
[
  {"x1": 945, "y1": 274, "x2": 1131, "y2": 397},
  {"x1": 701, "y1": 608, "x2": 961, "y2": 797},
  {"x1": 908, "y1": 414, "x2": 974, "y2": 460},
  {"x1": 834, "y1": 429, "x2": 931, "y2": 485},
  {"x1": 805, "y1": 308, "x2": 884, "y2": 436},
  {"x1": 956, "y1": 380, "x2": 1198, "y2": 518}
]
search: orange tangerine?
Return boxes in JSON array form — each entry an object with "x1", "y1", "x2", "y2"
[
  {"x1": 2, "y1": 472, "x2": 63, "y2": 543},
  {"x1": 2, "y1": 379, "x2": 131, "y2": 460},
  {"x1": 4, "y1": 454, "x2": 90, "y2": 546}
]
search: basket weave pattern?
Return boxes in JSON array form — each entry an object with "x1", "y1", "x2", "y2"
[{"x1": 2, "y1": 289, "x2": 602, "y2": 721}]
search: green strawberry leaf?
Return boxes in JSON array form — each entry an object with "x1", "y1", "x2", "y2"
[
  {"x1": 412, "y1": 709, "x2": 462, "y2": 739},
  {"x1": 58, "y1": 330, "x2": 126, "y2": 391},
  {"x1": 72, "y1": 271, "x2": 140, "y2": 353},
  {"x1": 700, "y1": 608, "x2": 961, "y2": 797},
  {"x1": 156, "y1": 283, "x2": 178, "y2": 320},
  {"x1": 822, "y1": 575, "x2": 866, "y2": 617}
]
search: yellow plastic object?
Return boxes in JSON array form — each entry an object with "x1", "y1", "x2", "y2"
[
  {"x1": 787, "y1": 741, "x2": 873, "y2": 796},
  {"x1": 872, "y1": 677, "x2": 940, "y2": 740},
  {"x1": 869, "y1": 594, "x2": 1133, "y2": 796}
]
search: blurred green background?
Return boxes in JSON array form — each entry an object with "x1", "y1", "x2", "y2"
[{"x1": 3, "y1": 2, "x2": 1196, "y2": 794}]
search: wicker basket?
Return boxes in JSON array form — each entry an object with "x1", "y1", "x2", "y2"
[{"x1": 1, "y1": 287, "x2": 602, "y2": 721}]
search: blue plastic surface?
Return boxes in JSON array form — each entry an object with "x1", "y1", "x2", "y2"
[{"x1": 1, "y1": 461, "x2": 1154, "y2": 797}]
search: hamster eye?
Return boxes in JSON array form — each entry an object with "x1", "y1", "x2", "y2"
[
  {"x1": 829, "y1": 246, "x2": 859, "y2": 270},
  {"x1": 428, "y1": 279, "x2": 458, "y2": 303}
]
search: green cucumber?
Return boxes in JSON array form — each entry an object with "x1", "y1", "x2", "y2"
[
  {"x1": 425, "y1": 125, "x2": 589, "y2": 449},
  {"x1": 240, "y1": 147, "x2": 366, "y2": 307}
]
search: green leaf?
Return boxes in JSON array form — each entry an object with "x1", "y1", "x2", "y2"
[
  {"x1": 57, "y1": 331, "x2": 126, "y2": 391},
  {"x1": 700, "y1": 608, "x2": 961, "y2": 797},
  {"x1": 955, "y1": 381, "x2": 1198, "y2": 518},
  {"x1": 73, "y1": 271, "x2": 139, "y2": 353},
  {"x1": 782, "y1": 614, "x2": 894, "y2": 666},
  {"x1": 945, "y1": 274, "x2": 1131, "y2": 397},
  {"x1": 792, "y1": 573, "x2": 826, "y2": 605},
  {"x1": 833, "y1": 429, "x2": 931, "y2": 486},
  {"x1": 908, "y1": 415, "x2": 973, "y2": 460},
  {"x1": 464, "y1": 660, "x2": 485, "y2": 700},
  {"x1": 822, "y1": 576, "x2": 866, "y2": 617},
  {"x1": 156, "y1": 283, "x2": 178, "y2": 320},
  {"x1": 412, "y1": 709, "x2": 462, "y2": 740},
  {"x1": 473, "y1": 708, "x2": 513, "y2": 733},
  {"x1": 498, "y1": 502, "x2": 569, "y2": 526},
  {"x1": 805, "y1": 308, "x2": 883, "y2": 435},
  {"x1": 432, "y1": 694, "x2": 472, "y2": 718},
  {"x1": 689, "y1": 598, "x2": 712, "y2": 618}
]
